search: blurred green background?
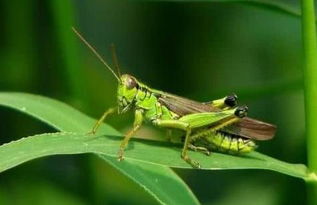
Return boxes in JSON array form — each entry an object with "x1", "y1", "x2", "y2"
[{"x1": 0, "y1": 0, "x2": 307, "y2": 204}]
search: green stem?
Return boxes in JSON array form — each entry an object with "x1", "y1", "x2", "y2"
[
  {"x1": 301, "y1": 0, "x2": 317, "y2": 204},
  {"x1": 50, "y1": 0, "x2": 87, "y2": 105}
]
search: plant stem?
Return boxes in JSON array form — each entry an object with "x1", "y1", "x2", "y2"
[
  {"x1": 50, "y1": 0, "x2": 87, "y2": 105},
  {"x1": 301, "y1": 0, "x2": 317, "y2": 203}
]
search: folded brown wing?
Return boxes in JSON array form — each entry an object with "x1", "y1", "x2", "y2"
[
  {"x1": 158, "y1": 93, "x2": 220, "y2": 116},
  {"x1": 158, "y1": 92, "x2": 276, "y2": 140},
  {"x1": 224, "y1": 117, "x2": 276, "y2": 140}
]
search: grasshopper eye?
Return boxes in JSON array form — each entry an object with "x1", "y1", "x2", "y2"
[{"x1": 126, "y1": 77, "x2": 137, "y2": 89}]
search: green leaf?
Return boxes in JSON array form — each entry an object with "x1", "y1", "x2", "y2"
[
  {"x1": 0, "y1": 131, "x2": 313, "y2": 181},
  {"x1": 229, "y1": 0, "x2": 300, "y2": 17},
  {"x1": 0, "y1": 92, "x2": 199, "y2": 205},
  {"x1": 0, "y1": 93, "x2": 316, "y2": 183},
  {"x1": 145, "y1": 0, "x2": 302, "y2": 19}
]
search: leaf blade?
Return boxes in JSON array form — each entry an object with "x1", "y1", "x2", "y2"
[
  {"x1": 144, "y1": 0, "x2": 302, "y2": 18},
  {"x1": 0, "y1": 92, "x2": 200, "y2": 205},
  {"x1": 0, "y1": 131, "x2": 311, "y2": 181},
  {"x1": 0, "y1": 92, "x2": 314, "y2": 182}
]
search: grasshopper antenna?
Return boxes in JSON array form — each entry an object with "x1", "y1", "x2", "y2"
[
  {"x1": 110, "y1": 43, "x2": 122, "y2": 77},
  {"x1": 71, "y1": 27, "x2": 121, "y2": 82}
]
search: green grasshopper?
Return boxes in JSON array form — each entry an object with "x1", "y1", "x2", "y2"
[{"x1": 72, "y1": 28, "x2": 276, "y2": 168}]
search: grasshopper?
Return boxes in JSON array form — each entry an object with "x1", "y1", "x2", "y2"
[{"x1": 72, "y1": 28, "x2": 276, "y2": 168}]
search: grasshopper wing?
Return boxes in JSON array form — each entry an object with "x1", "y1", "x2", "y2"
[
  {"x1": 158, "y1": 92, "x2": 219, "y2": 116},
  {"x1": 158, "y1": 93, "x2": 276, "y2": 140},
  {"x1": 225, "y1": 117, "x2": 276, "y2": 140},
  {"x1": 158, "y1": 92, "x2": 276, "y2": 140}
]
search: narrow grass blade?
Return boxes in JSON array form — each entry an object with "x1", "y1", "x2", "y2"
[{"x1": 0, "y1": 92, "x2": 199, "y2": 205}]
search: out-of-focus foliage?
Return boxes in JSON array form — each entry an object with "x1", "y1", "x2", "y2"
[{"x1": 0, "y1": 0, "x2": 307, "y2": 204}]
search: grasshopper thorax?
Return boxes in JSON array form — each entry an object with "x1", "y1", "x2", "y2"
[{"x1": 117, "y1": 74, "x2": 139, "y2": 113}]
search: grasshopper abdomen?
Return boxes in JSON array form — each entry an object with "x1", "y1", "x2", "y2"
[{"x1": 191, "y1": 131, "x2": 257, "y2": 154}]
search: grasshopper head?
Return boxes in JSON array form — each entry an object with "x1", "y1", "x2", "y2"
[{"x1": 117, "y1": 74, "x2": 139, "y2": 113}]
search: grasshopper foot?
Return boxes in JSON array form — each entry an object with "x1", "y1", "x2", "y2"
[
  {"x1": 182, "y1": 154, "x2": 201, "y2": 168},
  {"x1": 86, "y1": 130, "x2": 96, "y2": 135},
  {"x1": 117, "y1": 148, "x2": 125, "y2": 161}
]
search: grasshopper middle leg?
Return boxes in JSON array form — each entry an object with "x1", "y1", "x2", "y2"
[
  {"x1": 188, "y1": 144, "x2": 211, "y2": 156},
  {"x1": 118, "y1": 109, "x2": 143, "y2": 161}
]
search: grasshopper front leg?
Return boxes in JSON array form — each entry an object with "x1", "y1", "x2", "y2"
[
  {"x1": 89, "y1": 107, "x2": 117, "y2": 134},
  {"x1": 118, "y1": 109, "x2": 143, "y2": 161}
]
